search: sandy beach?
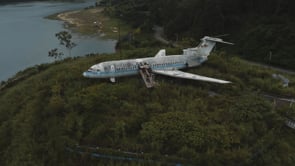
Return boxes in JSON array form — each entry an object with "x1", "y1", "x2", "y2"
[
  {"x1": 55, "y1": 7, "x2": 107, "y2": 36},
  {"x1": 57, "y1": 10, "x2": 82, "y2": 27},
  {"x1": 54, "y1": 7, "x2": 131, "y2": 39},
  {"x1": 57, "y1": 8, "x2": 104, "y2": 27}
]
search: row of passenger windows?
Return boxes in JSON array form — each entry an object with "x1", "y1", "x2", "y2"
[
  {"x1": 116, "y1": 65, "x2": 138, "y2": 71},
  {"x1": 115, "y1": 61, "x2": 186, "y2": 71},
  {"x1": 151, "y1": 61, "x2": 185, "y2": 67}
]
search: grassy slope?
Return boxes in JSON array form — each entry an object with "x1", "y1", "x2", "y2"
[
  {"x1": 1, "y1": 4, "x2": 295, "y2": 165},
  {"x1": 1, "y1": 49, "x2": 295, "y2": 165}
]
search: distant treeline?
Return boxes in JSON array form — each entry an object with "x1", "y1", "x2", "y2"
[
  {"x1": 0, "y1": 0, "x2": 81, "y2": 4},
  {"x1": 103, "y1": 0, "x2": 295, "y2": 69}
]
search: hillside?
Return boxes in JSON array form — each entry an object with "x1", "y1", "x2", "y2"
[
  {"x1": 1, "y1": 48, "x2": 295, "y2": 165},
  {"x1": 1, "y1": 0, "x2": 295, "y2": 165}
]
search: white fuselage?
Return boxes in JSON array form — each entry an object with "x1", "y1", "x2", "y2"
[
  {"x1": 83, "y1": 53, "x2": 208, "y2": 79},
  {"x1": 82, "y1": 36, "x2": 233, "y2": 85}
]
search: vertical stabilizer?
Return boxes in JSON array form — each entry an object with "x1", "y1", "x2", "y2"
[{"x1": 197, "y1": 36, "x2": 233, "y2": 56}]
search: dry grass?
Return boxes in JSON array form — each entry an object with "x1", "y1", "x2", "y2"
[{"x1": 57, "y1": 7, "x2": 132, "y2": 39}]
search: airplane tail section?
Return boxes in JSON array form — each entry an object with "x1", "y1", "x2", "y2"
[{"x1": 197, "y1": 36, "x2": 233, "y2": 56}]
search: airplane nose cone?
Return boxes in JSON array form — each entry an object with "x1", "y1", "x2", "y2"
[{"x1": 83, "y1": 72, "x2": 88, "y2": 77}]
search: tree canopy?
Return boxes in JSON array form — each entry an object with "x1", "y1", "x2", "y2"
[
  {"x1": 1, "y1": 0, "x2": 295, "y2": 165},
  {"x1": 1, "y1": 49, "x2": 295, "y2": 165},
  {"x1": 104, "y1": 0, "x2": 295, "y2": 69}
]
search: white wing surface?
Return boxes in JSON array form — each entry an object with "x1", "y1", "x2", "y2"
[{"x1": 153, "y1": 69, "x2": 231, "y2": 84}]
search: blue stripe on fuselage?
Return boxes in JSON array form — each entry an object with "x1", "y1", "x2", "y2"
[{"x1": 84, "y1": 62, "x2": 187, "y2": 78}]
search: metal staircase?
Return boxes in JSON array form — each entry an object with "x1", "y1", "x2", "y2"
[
  {"x1": 138, "y1": 63, "x2": 156, "y2": 88},
  {"x1": 285, "y1": 118, "x2": 295, "y2": 129}
]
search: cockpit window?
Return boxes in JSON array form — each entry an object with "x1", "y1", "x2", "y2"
[
  {"x1": 88, "y1": 64, "x2": 104, "y2": 72},
  {"x1": 89, "y1": 67, "x2": 100, "y2": 72}
]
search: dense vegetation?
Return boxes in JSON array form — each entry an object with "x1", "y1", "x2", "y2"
[
  {"x1": 102, "y1": 0, "x2": 295, "y2": 70},
  {"x1": 1, "y1": 46, "x2": 295, "y2": 165},
  {"x1": 1, "y1": 0, "x2": 295, "y2": 165}
]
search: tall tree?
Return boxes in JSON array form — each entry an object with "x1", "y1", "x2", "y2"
[
  {"x1": 48, "y1": 48, "x2": 64, "y2": 60},
  {"x1": 55, "y1": 31, "x2": 77, "y2": 57}
]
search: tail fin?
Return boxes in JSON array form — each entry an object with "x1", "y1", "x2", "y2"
[{"x1": 197, "y1": 36, "x2": 234, "y2": 56}]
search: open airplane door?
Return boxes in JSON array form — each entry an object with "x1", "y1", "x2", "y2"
[{"x1": 110, "y1": 65, "x2": 116, "y2": 82}]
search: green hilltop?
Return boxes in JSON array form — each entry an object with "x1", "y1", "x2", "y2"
[
  {"x1": 1, "y1": 0, "x2": 295, "y2": 165},
  {"x1": 1, "y1": 48, "x2": 295, "y2": 165}
]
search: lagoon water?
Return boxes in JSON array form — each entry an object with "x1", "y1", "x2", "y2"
[{"x1": 0, "y1": 1, "x2": 116, "y2": 81}]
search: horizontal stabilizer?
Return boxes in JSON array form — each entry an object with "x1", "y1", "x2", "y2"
[
  {"x1": 202, "y1": 36, "x2": 234, "y2": 45},
  {"x1": 153, "y1": 69, "x2": 231, "y2": 84}
]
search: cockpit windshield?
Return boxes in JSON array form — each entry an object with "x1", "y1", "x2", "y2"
[
  {"x1": 88, "y1": 67, "x2": 100, "y2": 72},
  {"x1": 88, "y1": 68, "x2": 99, "y2": 72},
  {"x1": 88, "y1": 64, "x2": 103, "y2": 72}
]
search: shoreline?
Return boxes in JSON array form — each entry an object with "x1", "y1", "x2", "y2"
[
  {"x1": 57, "y1": 10, "x2": 83, "y2": 27},
  {"x1": 47, "y1": 6, "x2": 131, "y2": 39}
]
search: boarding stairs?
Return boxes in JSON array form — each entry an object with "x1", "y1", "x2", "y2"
[
  {"x1": 139, "y1": 63, "x2": 156, "y2": 88},
  {"x1": 285, "y1": 118, "x2": 295, "y2": 129}
]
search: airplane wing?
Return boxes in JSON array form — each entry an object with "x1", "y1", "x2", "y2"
[{"x1": 153, "y1": 69, "x2": 231, "y2": 84}]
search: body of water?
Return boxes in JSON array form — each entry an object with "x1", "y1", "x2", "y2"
[{"x1": 0, "y1": 0, "x2": 116, "y2": 81}]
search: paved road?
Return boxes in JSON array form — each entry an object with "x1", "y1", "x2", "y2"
[{"x1": 239, "y1": 59, "x2": 295, "y2": 75}]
